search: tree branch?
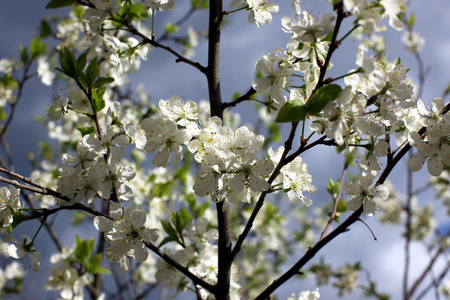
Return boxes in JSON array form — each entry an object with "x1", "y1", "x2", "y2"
[
  {"x1": 124, "y1": 21, "x2": 207, "y2": 74},
  {"x1": 143, "y1": 241, "x2": 216, "y2": 294}
]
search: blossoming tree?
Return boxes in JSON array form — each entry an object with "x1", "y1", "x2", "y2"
[{"x1": 0, "y1": 0, "x2": 449, "y2": 299}]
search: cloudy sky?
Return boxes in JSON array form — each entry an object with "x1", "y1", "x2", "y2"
[{"x1": 0, "y1": 0, "x2": 449, "y2": 299}]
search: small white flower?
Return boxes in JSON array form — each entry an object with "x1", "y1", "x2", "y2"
[
  {"x1": 4, "y1": 235, "x2": 41, "y2": 272},
  {"x1": 246, "y1": 0, "x2": 279, "y2": 28},
  {"x1": 0, "y1": 184, "x2": 21, "y2": 227},
  {"x1": 344, "y1": 175, "x2": 389, "y2": 216},
  {"x1": 140, "y1": 115, "x2": 191, "y2": 167},
  {"x1": 94, "y1": 203, "x2": 159, "y2": 263}
]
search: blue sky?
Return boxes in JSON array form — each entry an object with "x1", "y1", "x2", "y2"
[{"x1": 0, "y1": 0, "x2": 449, "y2": 299}]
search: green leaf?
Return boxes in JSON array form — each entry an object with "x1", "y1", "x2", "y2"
[
  {"x1": 93, "y1": 76, "x2": 115, "y2": 88},
  {"x1": 160, "y1": 220, "x2": 178, "y2": 247},
  {"x1": 76, "y1": 126, "x2": 96, "y2": 137},
  {"x1": 125, "y1": 3, "x2": 149, "y2": 21},
  {"x1": 79, "y1": 72, "x2": 88, "y2": 89},
  {"x1": 9, "y1": 211, "x2": 27, "y2": 232},
  {"x1": 172, "y1": 209, "x2": 191, "y2": 233},
  {"x1": 76, "y1": 51, "x2": 88, "y2": 76},
  {"x1": 86, "y1": 58, "x2": 100, "y2": 88},
  {"x1": 336, "y1": 200, "x2": 347, "y2": 214},
  {"x1": 19, "y1": 46, "x2": 29, "y2": 65},
  {"x1": 91, "y1": 87, "x2": 106, "y2": 113},
  {"x1": 45, "y1": 0, "x2": 76, "y2": 9},
  {"x1": 30, "y1": 36, "x2": 47, "y2": 59},
  {"x1": 75, "y1": 236, "x2": 92, "y2": 263},
  {"x1": 73, "y1": 5, "x2": 84, "y2": 20},
  {"x1": 86, "y1": 253, "x2": 110, "y2": 274},
  {"x1": 164, "y1": 23, "x2": 179, "y2": 34},
  {"x1": 58, "y1": 47, "x2": 76, "y2": 78},
  {"x1": 326, "y1": 178, "x2": 340, "y2": 197},
  {"x1": 192, "y1": 0, "x2": 209, "y2": 8},
  {"x1": 0, "y1": 107, "x2": 7, "y2": 122},
  {"x1": 406, "y1": 14, "x2": 415, "y2": 27},
  {"x1": 39, "y1": 19, "x2": 53, "y2": 38},
  {"x1": 305, "y1": 84, "x2": 342, "y2": 116},
  {"x1": 275, "y1": 99, "x2": 307, "y2": 123}
]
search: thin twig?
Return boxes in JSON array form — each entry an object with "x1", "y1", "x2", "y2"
[{"x1": 319, "y1": 160, "x2": 348, "y2": 240}]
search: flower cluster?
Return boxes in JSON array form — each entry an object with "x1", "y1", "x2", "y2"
[
  {"x1": 94, "y1": 203, "x2": 159, "y2": 270},
  {"x1": 0, "y1": 185, "x2": 21, "y2": 228},
  {"x1": 344, "y1": 175, "x2": 389, "y2": 216},
  {"x1": 269, "y1": 146, "x2": 317, "y2": 205}
]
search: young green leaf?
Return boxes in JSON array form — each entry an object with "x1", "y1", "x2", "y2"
[
  {"x1": 30, "y1": 36, "x2": 47, "y2": 59},
  {"x1": 86, "y1": 253, "x2": 111, "y2": 274},
  {"x1": 39, "y1": 19, "x2": 53, "y2": 37},
  {"x1": 91, "y1": 87, "x2": 106, "y2": 113},
  {"x1": 76, "y1": 51, "x2": 88, "y2": 76},
  {"x1": 19, "y1": 46, "x2": 29, "y2": 65},
  {"x1": 76, "y1": 126, "x2": 96, "y2": 137},
  {"x1": 86, "y1": 58, "x2": 100, "y2": 88},
  {"x1": 275, "y1": 99, "x2": 307, "y2": 123},
  {"x1": 305, "y1": 84, "x2": 342, "y2": 116},
  {"x1": 93, "y1": 76, "x2": 115, "y2": 88},
  {"x1": 75, "y1": 236, "x2": 94, "y2": 263},
  {"x1": 57, "y1": 47, "x2": 77, "y2": 78}
]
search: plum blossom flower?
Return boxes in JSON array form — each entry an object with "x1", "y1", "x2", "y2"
[
  {"x1": 402, "y1": 30, "x2": 425, "y2": 53},
  {"x1": 283, "y1": 11, "x2": 334, "y2": 44},
  {"x1": 83, "y1": 0, "x2": 120, "y2": 37},
  {"x1": 380, "y1": 0, "x2": 405, "y2": 31},
  {"x1": 407, "y1": 118, "x2": 450, "y2": 176},
  {"x1": 288, "y1": 288, "x2": 320, "y2": 300},
  {"x1": 139, "y1": 115, "x2": 192, "y2": 167},
  {"x1": 281, "y1": 157, "x2": 316, "y2": 205},
  {"x1": 83, "y1": 125, "x2": 129, "y2": 160},
  {"x1": 227, "y1": 155, "x2": 273, "y2": 193},
  {"x1": 94, "y1": 203, "x2": 159, "y2": 263},
  {"x1": 323, "y1": 86, "x2": 366, "y2": 146},
  {"x1": 246, "y1": 0, "x2": 279, "y2": 28},
  {"x1": 253, "y1": 51, "x2": 293, "y2": 102},
  {"x1": 92, "y1": 161, "x2": 135, "y2": 201},
  {"x1": 47, "y1": 94, "x2": 69, "y2": 121},
  {"x1": 0, "y1": 184, "x2": 21, "y2": 227},
  {"x1": 158, "y1": 96, "x2": 206, "y2": 135},
  {"x1": 344, "y1": 175, "x2": 389, "y2": 216},
  {"x1": 4, "y1": 235, "x2": 41, "y2": 272},
  {"x1": 37, "y1": 57, "x2": 55, "y2": 86}
]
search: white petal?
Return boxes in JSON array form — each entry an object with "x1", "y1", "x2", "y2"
[
  {"x1": 427, "y1": 155, "x2": 443, "y2": 176},
  {"x1": 363, "y1": 200, "x2": 378, "y2": 216},
  {"x1": 248, "y1": 174, "x2": 269, "y2": 192},
  {"x1": 94, "y1": 216, "x2": 114, "y2": 232},
  {"x1": 346, "y1": 197, "x2": 362, "y2": 211},
  {"x1": 152, "y1": 149, "x2": 171, "y2": 167},
  {"x1": 227, "y1": 173, "x2": 246, "y2": 192},
  {"x1": 407, "y1": 152, "x2": 426, "y2": 172}
]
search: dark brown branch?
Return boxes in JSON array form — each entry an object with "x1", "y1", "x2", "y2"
[
  {"x1": 205, "y1": 1, "x2": 230, "y2": 299},
  {"x1": 0, "y1": 59, "x2": 34, "y2": 141},
  {"x1": 143, "y1": 241, "x2": 216, "y2": 293},
  {"x1": 254, "y1": 206, "x2": 363, "y2": 299},
  {"x1": 230, "y1": 121, "x2": 299, "y2": 260},
  {"x1": 125, "y1": 22, "x2": 207, "y2": 73},
  {"x1": 222, "y1": 87, "x2": 256, "y2": 109},
  {"x1": 253, "y1": 101, "x2": 450, "y2": 298}
]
